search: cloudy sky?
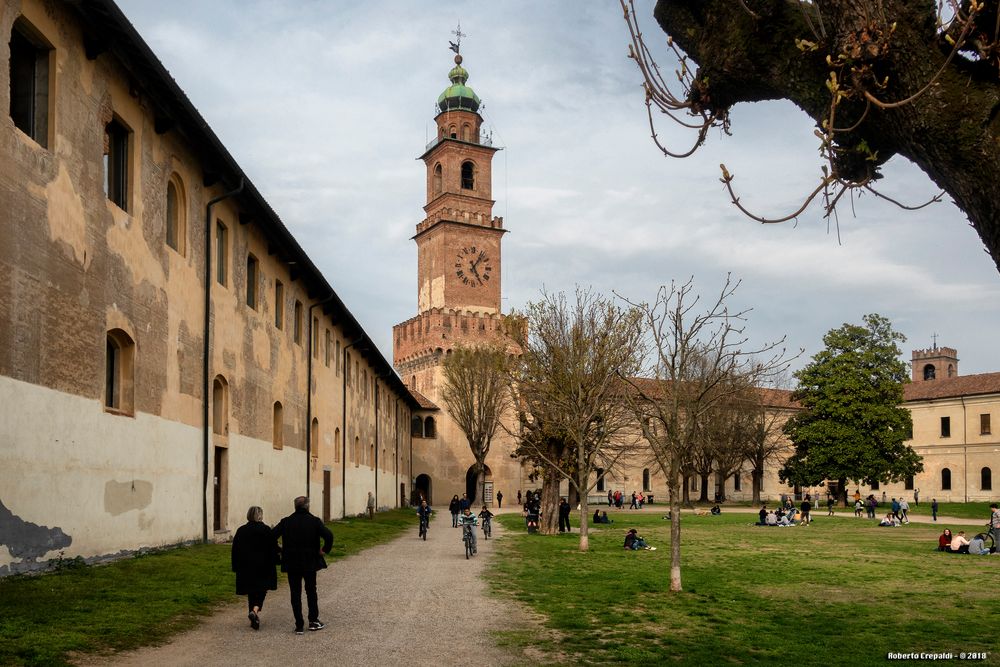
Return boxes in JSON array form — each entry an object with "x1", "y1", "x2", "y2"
[{"x1": 121, "y1": 0, "x2": 1000, "y2": 377}]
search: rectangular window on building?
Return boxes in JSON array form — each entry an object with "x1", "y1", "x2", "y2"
[
  {"x1": 324, "y1": 329, "x2": 331, "y2": 367},
  {"x1": 294, "y1": 300, "x2": 303, "y2": 345},
  {"x1": 904, "y1": 475, "x2": 913, "y2": 490},
  {"x1": 941, "y1": 416, "x2": 951, "y2": 438},
  {"x1": 9, "y1": 20, "x2": 51, "y2": 148},
  {"x1": 246, "y1": 255, "x2": 258, "y2": 309},
  {"x1": 871, "y1": 479, "x2": 880, "y2": 490},
  {"x1": 346, "y1": 352, "x2": 352, "y2": 386},
  {"x1": 336, "y1": 340, "x2": 341, "y2": 375},
  {"x1": 215, "y1": 221, "x2": 228, "y2": 286},
  {"x1": 312, "y1": 316, "x2": 319, "y2": 358},
  {"x1": 104, "y1": 118, "x2": 130, "y2": 211},
  {"x1": 982, "y1": 413, "x2": 992, "y2": 435},
  {"x1": 274, "y1": 281, "x2": 284, "y2": 329}
]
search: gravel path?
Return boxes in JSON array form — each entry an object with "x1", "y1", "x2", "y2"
[{"x1": 81, "y1": 512, "x2": 527, "y2": 667}]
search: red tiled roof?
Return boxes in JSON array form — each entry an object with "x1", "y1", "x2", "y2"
[
  {"x1": 409, "y1": 388, "x2": 440, "y2": 411},
  {"x1": 624, "y1": 377, "x2": 799, "y2": 409},
  {"x1": 904, "y1": 372, "x2": 1000, "y2": 401}
]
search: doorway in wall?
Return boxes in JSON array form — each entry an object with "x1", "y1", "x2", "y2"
[
  {"x1": 213, "y1": 447, "x2": 228, "y2": 532},
  {"x1": 415, "y1": 474, "x2": 432, "y2": 505},
  {"x1": 323, "y1": 469, "x2": 331, "y2": 522},
  {"x1": 465, "y1": 464, "x2": 493, "y2": 505}
]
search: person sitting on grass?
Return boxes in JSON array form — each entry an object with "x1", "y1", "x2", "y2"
[
  {"x1": 758, "y1": 506, "x2": 768, "y2": 525},
  {"x1": 938, "y1": 529, "x2": 953, "y2": 551},
  {"x1": 766, "y1": 510, "x2": 778, "y2": 526},
  {"x1": 879, "y1": 513, "x2": 900, "y2": 527},
  {"x1": 968, "y1": 533, "x2": 991, "y2": 555},
  {"x1": 593, "y1": 509, "x2": 602, "y2": 524},
  {"x1": 778, "y1": 509, "x2": 798, "y2": 526},
  {"x1": 710, "y1": 505, "x2": 721, "y2": 516},
  {"x1": 599, "y1": 511, "x2": 613, "y2": 524},
  {"x1": 950, "y1": 531, "x2": 970, "y2": 554},
  {"x1": 623, "y1": 528, "x2": 656, "y2": 551}
]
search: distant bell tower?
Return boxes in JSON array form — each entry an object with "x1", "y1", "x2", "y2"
[
  {"x1": 912, "y1": 342, "x2": 959, "y2": 382},
  {"x1": 393, "y1": 36, "x2": 508, "y2": 396}
]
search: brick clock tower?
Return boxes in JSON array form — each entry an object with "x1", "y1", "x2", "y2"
[{"x1": 393, "y1": 49, "x2": 507, "y2": 399}]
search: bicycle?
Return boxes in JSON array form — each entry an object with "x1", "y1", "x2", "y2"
[
  {"x1": 983, "y1": 523, "x2": 997, "y2": 553},
  {"x1": 481, "y1": 515, "x2": 492, "y2": 539},
  {"x1": 462, "y1": 522, "x2": 476, "y2": 559},
  {"x1": 418, "y1": 514, "x2": 429, "y2": 541}
]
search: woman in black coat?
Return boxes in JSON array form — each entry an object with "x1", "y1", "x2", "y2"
[{"x1": 231, "y1": 505, "x2": 279, "y2": 630}]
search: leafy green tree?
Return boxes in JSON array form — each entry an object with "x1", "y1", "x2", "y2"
[{"x1": 780, "y1": 314, "x2": 921, "y2": 504}]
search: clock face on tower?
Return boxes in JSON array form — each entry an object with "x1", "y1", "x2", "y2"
[{"x1": 454, "y1": 246, "x2": 493, "y2": 287}]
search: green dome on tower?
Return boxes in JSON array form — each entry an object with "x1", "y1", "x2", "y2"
[{"x1": 437, "y1": 54, "x2": 481, "y2": 113}]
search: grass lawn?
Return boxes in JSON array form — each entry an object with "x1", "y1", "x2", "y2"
[
  {"x1": 0, "y1": 508, "x2": 414, "y2": 667},
  {"x1": 492, "y1": 513, "x2": 999, "y2": 666}
]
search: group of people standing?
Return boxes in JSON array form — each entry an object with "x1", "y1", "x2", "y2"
[
  {"x1": 606, "y1": 489, "x2": 647, "y2": 509},
  {"x1": 230, "y1": 496, "x2": 333, "y2": 635}
]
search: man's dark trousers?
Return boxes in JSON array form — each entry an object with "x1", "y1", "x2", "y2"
[{"x1": 288, "y1": 570, "x2": 319, "y2": 629}]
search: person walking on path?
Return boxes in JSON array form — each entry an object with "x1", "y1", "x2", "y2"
[
  {"x1": 558, "y1": 497, "x2": 571, "y2": 533},
  {"x1": 496, "y1": 491, "x2": 503, "y2": 509},
  {"x1": 826, "y1": 497, "x2": 834, "y2": 516},
  {"x1": 932, "y1": 498, "x2": 939, "y2": 522},
  {"x1": 899, "y1": 498, "x2": 910, "y2": 523},
  {"x1": 367, "y1": 491, "x2": 376, "y2": 520},
  {"x1": 891, "y1": 497, "x2": 901, "y2": 521},
  {"x1": 272, "y1": 496, "x2": 333, "y2": 635},
  {"x1": 231, "y1": 506, "x2": 279, "y2": 631},
  {"x1": 449, "y1": 495, "x2": 460, "y2": 527},
  {"x1": 629, "y1": 492, "x2": 638, "y2": 510}
]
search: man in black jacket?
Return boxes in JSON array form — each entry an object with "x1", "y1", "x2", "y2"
[
  {"x1": 273, "y1": 496, "x2": 333, "y2": 635},
  {"x1": 558, "y1": 497, "x2": 571, "y2": 533}
]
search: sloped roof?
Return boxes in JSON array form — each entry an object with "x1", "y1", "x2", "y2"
[
  {"x1": 409, "y1": 389, "x2": 440, "y2": 411},
  {"x1": 904, "y1": 372, "x2": 1000, "y2": 401},
  {"x1": 624, "y1": 377, "x2": 799, "y2": 409}
]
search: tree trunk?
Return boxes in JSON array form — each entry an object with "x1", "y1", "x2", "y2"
[
  {"x1": 838, "y1": 476, "x2": 848, "y2": 507},
  {"x1": 669, "y1": 451, "x2": 683, "y2": 592},
  {"x1": 578, "y1": 478, "x2": 590, "y2": 552},
  {"x1": 751, "y1": 467, "x2": 762, "y2": 505},
  {"x1": 538, "y1": 466, "x2": 560, "y2": 535},
  {"x1": 681, "y1": 475, "x2": 692, "y2": 506},
  {"x1": 716, "y1": 474, "x2": 727, "y2": 502},
  {"x1": 475, "y1": 463, "x2": 485, "y2": 509},
  {"x1": 698, "y1": 473, "x2": 710, "y2": 502}
]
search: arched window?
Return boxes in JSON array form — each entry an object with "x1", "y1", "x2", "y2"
[
  {"x1": 433, "y1": 163, "x2": 442, "y2": 194},
  {"x1": 272, "y1": 402, "x2": 283, "y2": 450},
  {"x1": 982, "y1": 467, "x2": 993, "y2": 491},
  {"x1": 382, "y1": 447, "x2": 386, "y2": 472},
  {"x1": 335, "y1": 427, "x2": 341, "y2": 463},
  {"x1": 947, "y1": 364, "x2": 955, "y2": 377},
  {"x1": 449, "y1": 125, "x2": 457, "y2": 139},
  {"x1": 105, "y1": 329, "x2": 135, "y2": 414},
  {"x1": 596, "y1": 468, "x2": 605, "y2": 492},
  {"x1": 166, "y1": 175, "x2": 187, "y2": 255},
  {"x1": 411, "y1": 416, "x2": 423, "y2": 437},
  {"x1": 923, "y1": 364, "x2": 936, "y2": 380},
  {"x1": 461, "y1": 161, "x2": 475, "y2": 190},
  {"x1": 370, "y1": 443, "x2": 374, "y2": 468},
  {"x1": 941, "y1": 468, "x2": 951, "y2": 491},
  {"x1": 354, "y1": 436, "x2": 360, "y2": 467},
  {"x1": 425, "y1": 416, "x2": 436, "y2": 438},
  {"x1": 212, "y1": 375, "x2": 228, "y2": 436},
  {"x1": 462, "y1": 123, "x2": 471, "y2": 141},
  {"x1": 642, "y1": 468, "x2": 650, "y2": 492}
]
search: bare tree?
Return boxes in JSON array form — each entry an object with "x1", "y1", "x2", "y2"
[
  {"x1": 621, "y1": 275, "x2": 792, "y2": 591},
  {"x1": 440, "y1": 345, "x2": 511, "y2": 505},
  {"x1": 509, "y1": 288, "x2": 645, "y2": 551},
  {"x1": 744, "y1": 384, "x2": 796, "y2": 506}
]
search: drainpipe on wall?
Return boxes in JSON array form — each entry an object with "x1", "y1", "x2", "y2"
[
  {"x1": 395, "y1": 398, "x2": 400, "y2": 508},
  {"x1": 202, "y1": 178, "x2": 244, "y2": 544},
  {"x1": 305, "y1": 294, "x2": 336, "y2": 499},
  {"x1": 342, "y1": 337, "x2": 364, "y2": 518},
  {"x1": 962, "y1": 396, "x2": 968, "y2": 502}
]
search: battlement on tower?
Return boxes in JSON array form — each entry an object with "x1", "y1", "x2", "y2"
[
  {"x1": 415, "y1": 208, "x2": 503, "y2": 236},
  {"x1": 392, "y1": 307, "x2": 514, "y2": 366},
  {"x1": 912, "y1": 347, "x2": 958, "y2": 361}
]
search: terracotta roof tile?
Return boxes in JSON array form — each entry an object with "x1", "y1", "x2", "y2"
[
  {"x1": 904, "y1": 372, "x2": 1000, "y2": 401},
  {"x1": 409, "y1": 388, "x2": 440, "y2": 411}
]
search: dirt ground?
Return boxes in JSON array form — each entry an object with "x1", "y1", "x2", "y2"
[{"x1": 78, "y1": 511, "x2": 530, "y2": 667}]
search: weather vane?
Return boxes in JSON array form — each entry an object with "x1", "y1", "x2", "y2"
[
  {"x1": 931, "y1": 332, "x2": 938, "y2": 349},
  {"x1": 449, "y1": 22, "x2": 466, "y2": 55}
]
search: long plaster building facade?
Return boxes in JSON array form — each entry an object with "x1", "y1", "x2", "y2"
[{"x1": 1, "y1": 0, "x2": 419, "y2": 575}]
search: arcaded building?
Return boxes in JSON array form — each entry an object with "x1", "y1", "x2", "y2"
[{"x1": 1, "y1": 0, "x2": 418, "y2": 574}]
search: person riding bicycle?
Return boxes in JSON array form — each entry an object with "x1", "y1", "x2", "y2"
[
  {"x1": 417, "y1": 500, "x2": 432, "y2": 534},
  {"x1": 458, "y1": 507, "x2": 478, "y2": 554},
  {"x1": 478, "y1": 505, "x2": 494, "y2": 536}
]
